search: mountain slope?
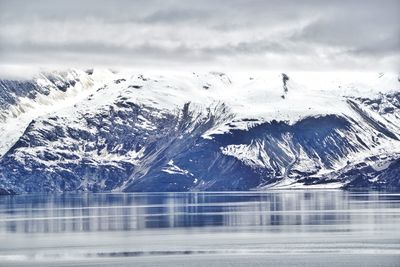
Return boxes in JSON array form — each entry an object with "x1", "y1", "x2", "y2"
[{"x1": 0, "y1": 70, "x2": 399, "y2": 193}]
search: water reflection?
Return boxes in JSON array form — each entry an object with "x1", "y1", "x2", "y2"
[{"x1": 0, "y1": 191, "x2": 399, "y2": 234}]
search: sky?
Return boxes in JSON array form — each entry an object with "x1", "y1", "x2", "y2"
[{"x1": 0, "y1": 0, "x2": 399, "y2": 72}]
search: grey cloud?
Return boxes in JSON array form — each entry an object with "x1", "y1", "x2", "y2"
[
  {"x1": 345, "y1": 36, "x2": 400, "y2": 57},
  {"x1": 141, "y1": 8, "x2": 212, "y2": 24},
  {"x1": 0, "y1": 0, "x2": 399, "y2": 71},
  {"x1": 0, "y1": 40, "x2": 215, "y2": 63}
]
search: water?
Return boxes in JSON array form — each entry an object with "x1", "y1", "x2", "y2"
[{"x1": 0, "y1": 190, "x2": 399, "y2": 266}]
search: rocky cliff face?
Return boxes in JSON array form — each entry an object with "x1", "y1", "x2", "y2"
[{"x1": 0, "y1": 70, "x2": 399, "y2": 193}]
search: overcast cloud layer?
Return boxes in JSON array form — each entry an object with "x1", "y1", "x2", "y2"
[{"x1": 0, "y1": 0, "x2": 399, "y2": 71}]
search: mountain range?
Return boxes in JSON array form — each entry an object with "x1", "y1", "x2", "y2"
[{"x1": 0, "y1": 69, "x2": 399, "y2": 194}]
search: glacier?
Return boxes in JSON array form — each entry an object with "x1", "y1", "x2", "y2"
[{"x1": 0, "y1": 69, "x2": 399, "y2": 194}]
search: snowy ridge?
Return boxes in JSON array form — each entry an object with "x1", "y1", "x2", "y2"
[
  {"x1": 0, "y1": 69, "x2": 399, "y2": 194},
  {"x1": 0, "y1": 69, "x2": 101, "y2": 156}
]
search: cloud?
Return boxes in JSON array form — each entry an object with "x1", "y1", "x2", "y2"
[{"x1": 0, "y1": 0, "x2": 398, "y2": 71}]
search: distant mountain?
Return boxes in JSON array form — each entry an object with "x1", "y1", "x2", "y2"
[{"x1": 0, "y1": 69, "x2": 399, "y2": 194}]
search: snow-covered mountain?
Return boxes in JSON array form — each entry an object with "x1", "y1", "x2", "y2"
[{"x1": 0, "y1": 69, "x2": 399, "y2": 194}]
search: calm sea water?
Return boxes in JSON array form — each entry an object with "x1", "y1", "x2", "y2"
[{"x1": 0, "y1": 190, "x2": 399, "y2": 266}]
